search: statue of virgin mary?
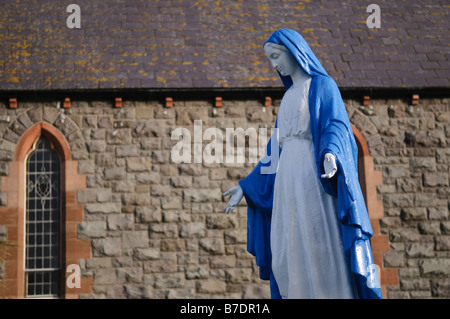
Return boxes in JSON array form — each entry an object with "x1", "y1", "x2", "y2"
[{"x1": 224, "y1": 29, "x2": 382, "y2": 299}]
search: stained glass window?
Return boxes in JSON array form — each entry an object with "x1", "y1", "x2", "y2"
[{"x1": 25, "y1": 137, "x2": 61, "y2": 297}]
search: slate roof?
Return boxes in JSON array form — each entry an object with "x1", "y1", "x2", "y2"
[{"x1": 0, "y1": 0, "x2": 449, "y2": 90}]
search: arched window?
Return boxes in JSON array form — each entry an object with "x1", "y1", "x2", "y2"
[
  {"x1": 0, "y1": 121, "x2": 92, "y2": 298},
  {"x1": 25, "y1": 137, "x2": 62, "y2": 297}
]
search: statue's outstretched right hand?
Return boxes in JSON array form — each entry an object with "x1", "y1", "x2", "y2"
[
  {"x1": 321, "y1": 153, "x2": 337, "y2": 179},
  {"x1": 223, "y1": 185, "x2": 244, "y2": 214}
]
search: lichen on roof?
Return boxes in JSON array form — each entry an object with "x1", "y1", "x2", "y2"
[{"x1": 0, "y1": 0, "x2": 448, "y2": 90}]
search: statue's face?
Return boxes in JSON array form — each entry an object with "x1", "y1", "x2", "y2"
[{"x1": 264, "y1": 43, "x2": 298, "y2": 77}]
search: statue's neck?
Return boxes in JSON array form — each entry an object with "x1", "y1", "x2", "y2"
[{"x1": 289, "y1": 66, "x2": 309, "y2": 89}]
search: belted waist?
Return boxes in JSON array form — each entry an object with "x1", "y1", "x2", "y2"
[{"x1": 280, "y1": 133, "x2": 312, "y2": 148}]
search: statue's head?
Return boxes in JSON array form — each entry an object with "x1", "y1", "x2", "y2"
[
  {"x1": 263, "y1": 42, "x2": 299, "y2": 77},
  {"x1": 263, "y1": 29, "x2": 328, "y2": 89}
]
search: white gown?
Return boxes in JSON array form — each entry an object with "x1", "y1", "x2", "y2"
[{"x1": 270, "y1": 74, "x2": 358, "y2": 299}]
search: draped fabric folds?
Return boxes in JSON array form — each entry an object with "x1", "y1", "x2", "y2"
[{"x1": 239, "y1": 29, "x2": 382, "y2": 299}]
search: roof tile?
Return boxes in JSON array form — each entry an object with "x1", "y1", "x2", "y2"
[{"x1": 0, "y1": 0, "x2": 448, "y2": 90}]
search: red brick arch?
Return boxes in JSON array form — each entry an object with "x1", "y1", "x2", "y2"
[
  {"x1": 351, "y1": 124, "x2": 399, "y2": 298},
  {"x1": 0, "y1": 122, "x2": 92, "y2": 298}
]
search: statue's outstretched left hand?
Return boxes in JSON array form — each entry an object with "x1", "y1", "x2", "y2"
[
  {"x1": 321, "y1": 153, "x2": 337, "y2": 179},
  {"x1": 223, "y1": 185, "x2": 243, "y2": 214}
]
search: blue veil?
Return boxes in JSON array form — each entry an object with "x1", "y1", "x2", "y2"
[{"x1": 239, "y1": 29, "x2": 382, "y2": 299}]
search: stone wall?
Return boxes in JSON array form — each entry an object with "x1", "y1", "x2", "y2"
[
  {"x1": 0, "y1": 94, "x2": 448, "y2": 299},
  {"x1": 359, "y1": 98, "x2": 450, "y2": 299}
]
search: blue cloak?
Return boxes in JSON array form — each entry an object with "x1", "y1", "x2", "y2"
[{"x1": 239, "y1": 29, "x2": 382, "y2": 299}]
